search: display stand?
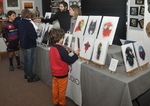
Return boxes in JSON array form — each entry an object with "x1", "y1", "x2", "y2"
[
  {"x1": 109, "y1": 70, "x2": 115, "y2": 73},
  {"x1": 93, "y1": 61, "x2": 104, "y2": 69},
  {"x1": 124, "y1": 67, "x2": 138, "y2": 77},
  {"x1": 80, "y1": 57, "x2": 89, "y2": 64},
  {"x1": 140, "y1": 62, "x2": 149, "y2": 71}
]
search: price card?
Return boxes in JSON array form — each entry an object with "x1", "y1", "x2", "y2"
[{"x1": 108, "y1": 58, "x2": 118, "y2": 72}]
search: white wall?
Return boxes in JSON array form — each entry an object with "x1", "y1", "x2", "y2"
[
  {"x1": 3, "y1": 0, "x2": 43, "y2": 17},
  {"x1": 127, "y1": 0, "x2": 144, "y2": 41},
  {"x1": 127, "y1": 0, "x2": 150, "y2": 63}
]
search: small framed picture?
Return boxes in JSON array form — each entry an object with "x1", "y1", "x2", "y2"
[
  {"x1": 139, "y1": 6, "x2": 144, "y2": 16},
  {"x1": 130, "y1": 7, "x2": 138, "y2": 15},
  {"x1": 139, "y1": 19, "x2": 144, "y2": 29},
  {"x1": 130, "y1": 18, "x2": 138, "y2": 27},
  {"x1": 135, "y1": 0, "x2": 144, "y2": 5}
]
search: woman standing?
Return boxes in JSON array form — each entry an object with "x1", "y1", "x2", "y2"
[{"x1": 68, "y1": 5, "x2": 82, "y2": 34}]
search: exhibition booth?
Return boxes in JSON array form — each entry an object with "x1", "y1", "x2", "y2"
[{"x1": 1, "y1": 0, "x2": 150, "y2": 106}]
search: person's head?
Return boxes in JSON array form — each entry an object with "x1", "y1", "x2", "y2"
[
  {"x1": 7, "y1": 11, "x2": 16, "y2": 21},
  {"x1": 48, "y1": 28, "x2": 65, "y2": 44},
  {"x1": 69, "y1": 5, "x2": 81, "y2": 20},
  {"x1": 21, "y1": 8, "x2": 31, "y2": 18},
  {"x1": 59, "y1": 1, "x2": 68, "y2": 12}
]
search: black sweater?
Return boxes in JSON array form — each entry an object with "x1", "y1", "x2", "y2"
[{"x1": 42, "y1": 10, "x2": 71, "y2": 32}]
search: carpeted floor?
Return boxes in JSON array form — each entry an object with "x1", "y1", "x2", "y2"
[{"x1": 0, "y1": 53, "x2": 77, "y2": 106}]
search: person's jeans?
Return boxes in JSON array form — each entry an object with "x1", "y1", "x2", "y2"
[{"x1": 22, "y1": 47, "x2": 35, "y2": 79}]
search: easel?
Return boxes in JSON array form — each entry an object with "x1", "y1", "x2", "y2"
[
  {"x1": 124, "y1": 67, "x2": 138, "y2": 77},
  {"x1": 80, "y1": 57, "x2": 89, "y2": 64},
  {"x1": 140, "y1": 62, "x2": 149, "y2": 71},
  {"x1": 93, "y1": 61, "x2": 104, "y2": 69},
  {"x1": 109, "y1": 70, "x2": 116, "y2": 73}
]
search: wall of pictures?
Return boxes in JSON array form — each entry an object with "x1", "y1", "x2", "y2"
[{"x1": 129, "y1": 0, "x2": 144, "y2": 30}]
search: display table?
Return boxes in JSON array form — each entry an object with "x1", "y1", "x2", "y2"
[
  {"x1": 22, "y1": 45, "x2": 150, "y2": 106},
  {"x1": 81, "y1": 62, "x2": 150, "y2": 106},
  {"x1": 34, "y1": 45, "x2": 52, "y2": 87}
]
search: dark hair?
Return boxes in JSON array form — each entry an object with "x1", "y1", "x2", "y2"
[
  {"x1": 59, "y1": 1, "x2": 68, "y2": 8},
  {"x1": 48, "y1": 28, "x2": 65, "y2": 44},
  {"x1": 7, "y1": 11, "x2": 16, "y2": 17},
  {"x1": 21, "y1": 8, "x2": 31, "y2": 18}
]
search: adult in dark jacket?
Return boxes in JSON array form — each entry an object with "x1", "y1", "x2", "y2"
[
  {"x1": 14, "y1": 9, "x2": 40, "y2": 82},
  {"x1": 34, "y1": 1, "x2": 71, "y2": 32}
]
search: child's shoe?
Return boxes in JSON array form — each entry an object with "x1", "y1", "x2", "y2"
[
  {"x1": 17, "y1": 65, "x2": 24, "y2": 70},
  {"x1": 9, "y1": 66, "x2": 14, "y2": 71}
]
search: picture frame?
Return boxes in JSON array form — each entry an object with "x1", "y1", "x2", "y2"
[
  {"x1": 130, "y1": 18, "x2": 138, "y2": 27},
  {"x1": 44, "y1": 12, "x2": 52, "y2": 19},
  {"x1": 22, "y1": 1, "x2": 35, "y2": 11},
  {"x1": 139, "y1": 18, "x2": 144, "y2": 29},
  {"x1": 130, "y1": 7, "x2": 138, "y2": 15},
  {"x1": 135, "y1": 0, "x2": 144, "y2": 5},
  {"x1": 5, "y1": 0, "x2": 20, "y2": 10},
  {"x1": 139, "y1": 6, "x2": 144, "y2": 16}
]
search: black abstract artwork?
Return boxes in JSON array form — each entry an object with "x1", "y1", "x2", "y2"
[{"x1": 88, "y1": 20, "x2": 97, "y2": 35}]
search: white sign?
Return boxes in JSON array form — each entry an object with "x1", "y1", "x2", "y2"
[{"x1": 108, "y1": 58, "x2": 119, "y2": 72}]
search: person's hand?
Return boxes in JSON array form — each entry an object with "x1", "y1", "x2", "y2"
[
  {"x1": 74, "y1": 48, "x2": 80, "y2": 55},
  {"x1": 33, "y1": 19, "x2": 41, "y2": 23}
]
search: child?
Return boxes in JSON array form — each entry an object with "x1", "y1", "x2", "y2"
[
  {"x1": 13, "y1": 9, "x2": 40, "y2": 82},
  {"x1": 48, "y1": 28, "x2": 80, "y2": 106},
  {"x1": 2, "y1": 11, "x2": 24, "y2": 71}
]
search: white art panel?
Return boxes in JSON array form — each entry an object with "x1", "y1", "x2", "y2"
[
  {"x1": 44, "y1": 12, "x2": 52, "y2": 19},
  {"x1": 97, "y1": 16, "x2": 119, "y2": 45},
  {"x1": 80, "y1": 37, "x2": 95, "y2": 60},
  {"x1": 121, "y1": 43, "x2": 138, "y2": 72},
  {"x1": 36, "y1": 23, "x2": 46, "y2": 43},
  {"x1": 73, "y1": 16, "x2": 89, "y2": 37},
  {"x1": 73, "y1": 35, "x2": 83, "y2": 51},
  {"x1": 42, "y1": 24, "x2": 53, "y2": 45},
  {"x1": 62, "y1": 33, "x2": 73, "y2": 48},
  {"x1": 91, "y1": 40, "x2": 109, "y2": 65},
  {"x1": 133, "y1": 41, "x2": 149, "y2": 67},
  {"x1": 84, "y1": 16, "x2": 102, "y2": 39}
]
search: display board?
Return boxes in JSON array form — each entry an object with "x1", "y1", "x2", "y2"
[
  {"x1": 73, "y1": 16, "x2": 89, "y2": 37},
  {"x1": 91, "y1": 39, "x2": 109, "y2": 65},
  {"x1": 97, "y1": 16, "x2": 119, "y2": 45},
  {"x1": 121, "y1": 43, "x2": 138, "y2": 72},
  {"x1": 84, "y1": 16, "x2": 102, "y2": 39},
  {"x1": 80, "y1": 37, "x2": 95, "y2": 60},
  {"x1": 133, "y1": 40, "x2": 149, "y2": 67}
]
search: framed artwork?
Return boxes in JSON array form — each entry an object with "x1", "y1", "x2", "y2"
[
  {"x1": 80, "y1": 37, "x2": 95, "y2": 60},
  {"x1": 36, "y1": 23, "x2": 46, "y2": 43},
  {"x1": 73, "y1": 35, "x2": 83, "y2": 51},
  {"x1": 139, "y1": 18, "x2": 144, "y2": 29},
  {"x1": 121, "y1": 43, "x2": 138, "y2": 72},
  {"x1": 145, "y1": 22, "x2": 150, "y2": 37},
  {"x1": 22, "y1": 1, "x2": 35, "y2": 11},
  {"x1": 42, "y1": 24, "x2": 53, "y2": 45},
  {"x1": 84, "y1": 16, "x2": 102, "y2": 39},
  {"x1": 91, "y1": 40, "x2": 109, "y2": 65},
  {"x1": 5, "y1": 0, "x2": 20, "y2": 10},
  {"x1": 135, "y1": 0, "x2": 144, "y2": 5},
  {"x1": 133, "y1": 41, "x2": 149, "y2": 67},
  {"x1": 130, "y1": 18, "x2": 138, "y2": 27},
  {"x1": 130, "y1": 7, "x2": 138, "y2": 15},
  {"x1": 73, "y1": 16, "x2": 89, "y2": 37},
  {"x1": 44, "y1": 12, "x2": 52, "y2": 19},
  {"x1": 62, "y1": 33, "x2": 73, "y2": 48},
  {"x1": 97, "y1": 16, "x2": 119, "y2": 45},
  {"x1": 139, "y1": 6, "x2": 144, "y2": 16}
]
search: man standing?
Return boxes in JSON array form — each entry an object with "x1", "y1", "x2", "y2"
[{"x1": 34, "y1": 1, "x2": 71, "y2": 32}]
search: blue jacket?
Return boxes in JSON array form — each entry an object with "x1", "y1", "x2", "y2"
[{"x1": 14, "y1": 17, "x2": 37, "y2": 49}]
